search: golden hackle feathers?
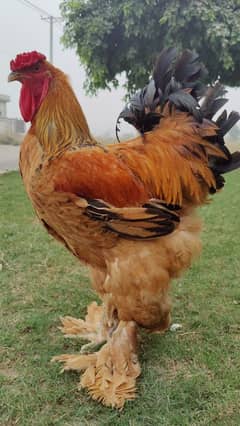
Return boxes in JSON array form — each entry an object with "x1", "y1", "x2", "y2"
[{"x1": 31, "y1": 63, "x2": 95, "y2": 156}]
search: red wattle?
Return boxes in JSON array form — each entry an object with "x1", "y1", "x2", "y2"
[
  {"x1": 20, "y1": 84, "x2": 36, "y2": 122},
  {"x1": 19, "y1": 77, "x2": 50, "y2": 123}
]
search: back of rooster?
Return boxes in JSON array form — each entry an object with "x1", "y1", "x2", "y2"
[{"x1": 8, "y1": 48, "x2": 240, "y2": 408}]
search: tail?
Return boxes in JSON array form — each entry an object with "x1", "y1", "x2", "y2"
[
  {"x1": 202, "y1": 88, "x2": 240, "y2": 174},
  {"x1": 116, "y1": 48, "x2": 240, "y2": 188}
]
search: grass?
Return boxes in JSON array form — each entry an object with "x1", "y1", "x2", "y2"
[{"x1": 0, "y1": 171, "x2": 240, "y2": 426}]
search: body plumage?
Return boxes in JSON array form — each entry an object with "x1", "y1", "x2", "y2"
[{"x1": 9, "y1": 49, "x2": 240, "y2": 408}]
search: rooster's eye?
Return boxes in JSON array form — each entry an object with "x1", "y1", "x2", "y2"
[{"x1": 33, "y1": 64, "x2": 40, "y2": 71}]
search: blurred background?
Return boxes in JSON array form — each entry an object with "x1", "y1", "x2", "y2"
[{"x1": 0, "y1": 0, "x2": 239, "y2": 172}]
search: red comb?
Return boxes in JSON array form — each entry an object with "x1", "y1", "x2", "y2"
[{"x1": 10, "y1": 51, "x2": 46, "y2": 72}]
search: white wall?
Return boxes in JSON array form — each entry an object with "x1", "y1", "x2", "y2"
[{"x1": 0, "y1": 117, "x2": 25, "y2": 140}]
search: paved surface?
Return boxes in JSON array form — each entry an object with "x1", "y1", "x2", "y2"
[{"x1": 0, "y1": 145, "x2": 20, "y2": 173}]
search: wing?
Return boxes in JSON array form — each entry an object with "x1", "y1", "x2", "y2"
[
  {"x1": 51, "y1": 146, "x2": 180, "y2": 240},
  {"x1": 81, "y1": 198, "x2": 180, "y2": 240},
  {"x1": 52, "y1": 146, "x2": 149, "y2": 208}
]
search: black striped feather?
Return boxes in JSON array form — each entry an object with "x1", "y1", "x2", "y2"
[{"x1": 84, "y1": 198, "x2": 180, "y2": 240}]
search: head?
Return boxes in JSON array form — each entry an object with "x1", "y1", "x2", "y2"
[{"x1": 8, "y1": 51, "x2": 53, "y2": 122}]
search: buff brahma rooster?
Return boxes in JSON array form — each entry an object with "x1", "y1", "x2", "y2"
[{"x1": 8, "y1": 48, "x2": 240, "y2": 408}]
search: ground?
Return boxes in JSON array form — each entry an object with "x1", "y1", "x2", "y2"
[{"x1": 0, "y1": 171, "x2": 240, "y2": 426}]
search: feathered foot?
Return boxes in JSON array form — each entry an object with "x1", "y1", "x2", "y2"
[
  {"x1": 52, "y1": 321, "x2": 141, "y2": 409},
  {"x1": 58, "y1": 301, "x2": 108, "y2": 344}
]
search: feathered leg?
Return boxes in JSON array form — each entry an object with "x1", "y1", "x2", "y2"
[
  {"x1": 58, "y1": 301, "x2": 108, "y2": 345},
  {"x1": 52, "y1": 320, "x2": 141, "y2": 409}
]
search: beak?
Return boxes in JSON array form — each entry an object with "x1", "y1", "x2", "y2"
[{"x1": 8, "y1": 71, "x2": 22, "y2": 82}]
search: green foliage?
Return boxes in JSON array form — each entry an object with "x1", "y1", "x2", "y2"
[{"x1": 60, "y1": 0, "x2": 240, "y2": 94}]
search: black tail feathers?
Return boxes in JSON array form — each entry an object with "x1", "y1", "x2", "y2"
[
  {"x1": 116, "y1": 47, "x2": 240, "y2": 186},
  {"x1": 204, "y1": 89, "x2": 240, "y2": 183},
  {"x1": 116, "y1": 48, "x2": 206, "y2": 136}
]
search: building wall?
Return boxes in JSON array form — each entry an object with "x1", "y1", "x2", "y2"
[
  {"x1": 0, "y1": 95, "x2": 10, "y2": 118},
  {"x1": 0, "y1": 117, "x2": 25, "y2": 141},
  {"x1": 0, "y1": 102, "x2": 7, "y2": 118},
  {"x1": 0, "y1": 95, "x2": 25, "y2": 142}
]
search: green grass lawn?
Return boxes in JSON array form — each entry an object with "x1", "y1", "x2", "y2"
[{"x1": 0, "y1": 171, "x2": 240, "y2": 426}]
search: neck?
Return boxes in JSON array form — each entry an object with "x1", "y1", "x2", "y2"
[{"x1": 30, "y1": 69, "x2": 95, "y2": 156}]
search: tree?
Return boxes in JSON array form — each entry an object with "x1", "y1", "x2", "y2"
[{"x1": 60, "y1": 0, "x2": 240, "y2": 94}]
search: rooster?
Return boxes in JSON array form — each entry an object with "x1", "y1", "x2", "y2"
[{"x1": 9, "y1": 49, "x2": 240, "y2": 408}]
